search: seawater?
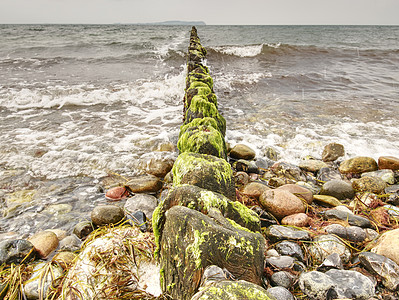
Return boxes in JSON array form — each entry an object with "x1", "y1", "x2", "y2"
[{"x1": 1, "y1": 25, "x2": 399, "y2": 235}]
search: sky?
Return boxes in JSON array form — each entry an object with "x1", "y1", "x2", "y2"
[{"x1": 0, "y1": 0, "x2": 398, "y2": 25}]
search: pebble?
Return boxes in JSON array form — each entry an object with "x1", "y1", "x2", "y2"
[
  {"x1": 339, "y1": 156, "x2": 378, "y2": 174},
  {"x1": 266, "y1": 255, "x2": 295, "y2": 269},
  {"x1": 299, "y1": 159, "x2": 328, "y2": 173},
  {"x1": 324, "y1": 207, "x2": 371, "y2": 228},
  {"x1": 362, "y1": 169, "x2": 395, "y2": 185},
  {"x1": 281, "y1": 212, "x2": 310, "y2": 227},
  {"x1": 0, "y1": 239, "x2": 35, "y2": 265},
  {"x1": 378, "y1": 155, "x2": 399, "y2": 170},
  {"x1": 124, "y1": 193, "x2": 158, "y2": 219},
  {"x1": 276, "y1": 184, "x2": 313, "y2": 204},
  {"x1": 233, "y1": 159, "x2": 259, "y2": 174},
  {"x1": 229, "y1": 143, "x2": 256, "y2": 160},
  {"x1": 320, "y1": 179, "x2": 355, "y2": 200},
  {"x1": 371, "y1": 228, "x2": 399, "y2": 265},
  {"x1": 270, "y1": 271, "x2": 296, "y2": 289},
  {"x1": 265, "y1": 225, "x2": 311, "y2": 242},
  {"x1": 324, "y1": 224, "x2": 367, "y2": 243},
  {"x1": 91, "y1": 205, "x2": 125, "y2": 226},
  {"x1": 274, "y1": 240, "x2": 305, "y2": 262},
  {"x1": 105, "y1": 186, "x2": 130, "y2": 201},
  {"x1": 259, "y1": 189, "x2": 305, "y2": 220},
  {"x1": 322, "y1": 142, "x2": 345, "y2": 162},
  {"x1": 59, "y1": 235, "x2": 82, "y2": 252},
  {"x1": 352, "y1": 176, "x2": 386, "y2": 194},
  {"x1": 317, "y1": 252, "x2": 343, "y2": 271},
  {"x1": 242, "y1": 182, "x2": 270, "y2": 199},
  {"x1": 313, "y1": 194, "x2": 342, "y2": 207},
  {"x1": 73, "y1": 221, "x2": 94, "y2": 240},
  {"x1": 125, "y1": 174, "x2": 163, "y2": 193},
  {"x1": 266, "y1": 286, "x2": 295, "y2": 300},
  {"x1": 359, "y1": 251, "x2": 399, "y2": 291},
  {"x1": 299, "y1": 271, "x2": 336, "y2": 300},
  {"x1": 28, "y1": 231, "x2": 59, "y2": 259},
  {"x1": 317, "y1": 167, "x2": 342, "y2": 182},
  {"x1": 52, "y1": 251, "x2": 77, "y2": 269},
  {"x1": 308, "y1": 234, "x2": 351, "y2": 264},
  {"x1": 127, "y1": 210, "x2": 147, "y2": 232}
]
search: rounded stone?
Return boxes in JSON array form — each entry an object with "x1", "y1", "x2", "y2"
[
  {"x1": 270, "y1": 271, "x2": 296, "y2": 289},
  {"x1": 124, "y1": 194, "x2": 158, "y2": 219},
  {"x1": 275, "y1": 240, "x2": 305, "y2": 262},
  {"x1": 299, "y1": 271, "x2": 336, "y2": 300},
  {"x1": 281, "y1": 213, "x2": 310, "y2": 227},
  {"x1": 73, "y1": 221, "x2": 94, "y2": 240},
  {"x1": 125, "y1": 174, "x2": 163, "y2": 193},
  {"x1": 308, "y1": 234, "x2": 351, "y2": 264},
  {"x1": 0, "y1": 239, "x2": 35, "y2": 265},
  {"x1": 313, "y1": 195, "x2": 342, "y2": 207},
  {"x1": 266, "y1": 256, "x2": 295, "y2": 269},
  {"x1": 267, "y1": 286, "x2": 295, "y2": 300},
  {"x1": 317, "y1": 167, "x2": 342, "y2": 182},
  {"x1": 105, "y1": 186, "x2": 130, "y2": 201},
  {"x1": 320, "y1": 179, "x2": 355, "y2": 200},
  {"x1": 59, "y1": 235, "x2": 82, "y2": 252},
  {"x1": 242, "y1": 182, "x2": 271, "y2": 199},
  {"x1": 299, "y1": 159, "x2": 328, "y2": 173},
  {"x1": 91, "y1": 205, "x2": 125, "y2": 226},
  {"x1": 339, "y1": 156, "x2": 378, "y2": 174},
  {"x1": 28, "y1": 231, "x2": 59, "y2": 259},
  {"x1": 372, "y1": 228, "x2": 399, "y2": 265},
  {"x1": 322, "y1": 143, "x2": 345, "y2": 162},
  {"x1": 229, "y1": 144, "x2": 256, "y2": 160},
  {"x1": 276, "y1": 184, "x2": 313, "y2": 204},
  {"x1": 378, "y1": 156, "x2": 399, "y2": 170},
  {"x1": 145, "y1": 157, "x2": 174, "y2": 178},
  {"x1": 260, "y1": 189, "x2": 305, "y2": 220},
  {"x1": 52, "y1": 251, "x2": 77, "y2": 269},
  {"x1": 352, "y1": 176, "x2": 386, "y2": 194}
]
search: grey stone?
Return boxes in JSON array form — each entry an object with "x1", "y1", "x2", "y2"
[
  {"x1": 0, "y1": 239, "x2": 35, "y2": 265},
  {"x1": 124, "y1": 194, "x2": 158, "y2": 219},
  {"x1": 299, "y1": 271, "x2": 337, "y2": 300},
  {"x1": 91, "y1": 205, "x2": 125, "y2": 226},
  {"x1": 320, "y1": 179, "x2": 355, "y2": 200},
  {"x1": 324, "y1": 208, "x2": 371, "y2": 228},
  {"x1": 317, "y1": 167, "x2": 342, "y2": 182},
  {"x1": 266, "y1": 286, "x2": 295, "y2": 300},
  {"x1": 127, "y1": 210, "x2": 147, "y2": 232},
  {"x1": 265, "y1": 225, "x2": 311, "y2": 243},
  {"x1": 266, "y1": 256, "x2": 295, "y2": 269},
  {"x1": 317, "y1": 253, "x2": 343, "y2": 271},
  {"x1": 384, "y1": 204, "x2": 399, "y2": 217},
  {"x1": 73, "y1": 221, "x2": 94, "y2": 240},
  {"x1": 24, "y1": 262, "x2": 63, "y2": 300},
  {"x1": 308, "y1": 234, "x2": 351, "y2": 264},
  {"x1": 325, "y1": 269, "x2": 375, "y2": 299},
  {"x1": 233, "y1": 159, "x2": 259, "y2": 174},
  {"x1": 270, "y1": 271, "x2": 295, "y2": 289},
  {"x1": 359, "y1": 251, "x2": 399, "y2": 291},
  {"x1": 274, "y1": 240, "x2": 305, "y2": 262},
  {"x1": 200, "y1": 265, "x2": 228, "y2": 287},
  {"x1": 59, "y1": 235, "x2": 82, "y2": 252},
  {"x1": 362, "y1": 169, "x2": 395, "y2": 185},
  {"x1": 324, "y1": 224, "x2": 367, "y2": 242}
]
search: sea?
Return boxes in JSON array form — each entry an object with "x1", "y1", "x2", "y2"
[{"x1": 1, "y1": 24, "x2": 398, "y2": 236}]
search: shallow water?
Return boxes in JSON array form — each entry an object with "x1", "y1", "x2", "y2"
[{"x1": 0, "y1": 24, "x2": 398, "y2": 236}]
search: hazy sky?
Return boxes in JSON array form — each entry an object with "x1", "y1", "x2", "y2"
[{"x1": 1, "y1": 0, "x2": 398, "y2": 25}]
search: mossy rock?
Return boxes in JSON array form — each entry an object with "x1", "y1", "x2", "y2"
[
  {"x1": 172, "y1": 152, "x2": 235, "y2": 199},
  {"x1": 184, "y1": 98, "x2": 226, "y2": 135},
  {"x1": 160, "y1": 206, "x2": 265, "y2": 300},
  {"x1": 177, "y1": 125, "x2": 226, "y2": 158},
  {"x1": 180, "y1": 117, "x2": 221, "y2": 134},
  {"x1": 188, "y1": 50, "x2": 206, "y2": 63},
  {"x1": 191, "y1": 280, "x2": 275, "y2": 300},
  {"x1": 186, "y1": 72, "x2": 214, "y2": 90},
  {"x1": 185, "y1": 94, "x2": 217, "y2": 113},
  {"x1": 152, "y1": 184, "x2": 261, "y2": 256}
]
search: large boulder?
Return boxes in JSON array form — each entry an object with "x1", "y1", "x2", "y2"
[
  {"x1": 172, "y1": 152, "x2": 235, "y2": 200},
  {"x1": 339, "y1": 156, "x2": 378, "y2": 174},
  {"x1": 177, "y1": 124, "x2": 227, "y2": 159},
  {"x1": 159, "y1": 206, "x2": 265, "y2": 300}
]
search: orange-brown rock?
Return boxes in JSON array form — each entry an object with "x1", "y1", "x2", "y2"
[
  {"x1": 259, "y1": 189, "x2": 306, "y2": 220},
  {"x1": 28, "y1": 231, "x2": 59, "y2": 259},
  {"x1": 281, "y1": 213, "x2": 310, "y2": 227},
  {"x1": 378, "y1": 156, "x2": 399, "y2": 170},
  {"x1": 276, "y1": 184, "x2": 313, "y2": 204},
  {"x1": 242, "y1": 182, "x2": 271, "y2": 199},
  {"x1": 338, "y1": 156, "x2": 378, "y2": 174}
]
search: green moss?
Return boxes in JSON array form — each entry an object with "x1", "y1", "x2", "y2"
[
  {"x1": 185, "y1": 94, "x2": 217, "y2": 110},
  {"x1": 199, "y1": 190, "x2": 228, "y2": 211},
  {"x1": 187, "y1": 73, "x2": 214, "y2": 90},
  {"x1": 229, "y1": 201, "x2": 260, "y2": 229},
  {"x1": 180, "y1": 117, "x2": 220, "y2": 136},
  {"x1": 167, "y1": 282, "x2": 176, "y2": 292},
  {"x1": 152, "y1": 204, "x2": 163, "y2": 258},
  {"x1": 177, "y1": 125, "x2": 226, "y2": 158},
  {"x1": 226, "y1": 218, "x2": 252, "y2": 233},
  {"x1": 172, "y1": 153, "x2": 233, "y2": 187},
  {"x1": 188, "y1": 81, "x2": 211, "y2": 90},
  {"x1": 160, "y1": 267, "x2": 165, "y2": 290},
  {"x1": 185, "y1": 230, "x2": 209, "y2": 269}
]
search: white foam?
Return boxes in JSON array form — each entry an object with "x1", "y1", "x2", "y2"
[{"x1": 213, "y1": 44, "x2": 264, "y2": 57}]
